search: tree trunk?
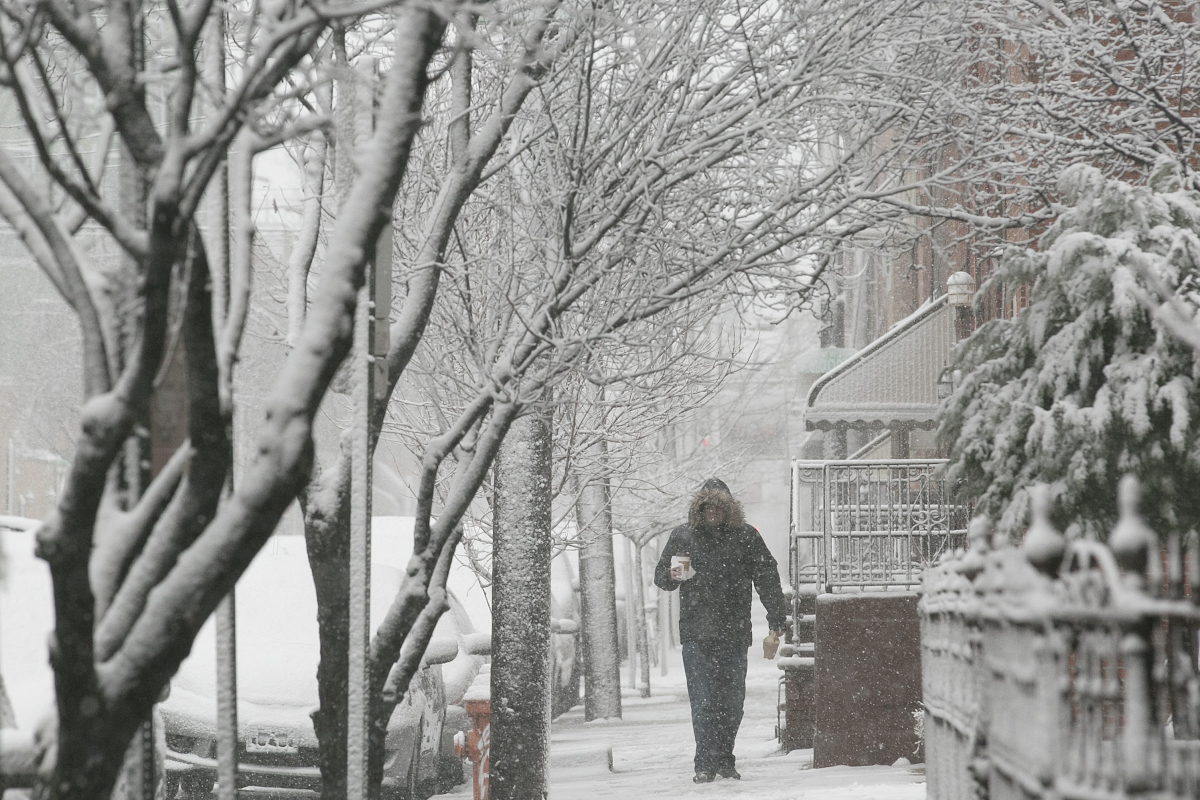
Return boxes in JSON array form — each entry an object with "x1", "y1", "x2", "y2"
[
  {"x1": 304, "y1": 445, "x2": 352, "y2": 800},
  {"x1": 573, "y1": 439, "x2": 621, "y2": 721},
  {"x1": 306, "y1": 31, "x2": 370, "y2": 800},
  {"x1": 113, "y1": 61, "x2": 157, "y2": 797},
  {"x1": 490, "y1": 408, "x2": 553, "y2": 800},
  {"x1": 632, "y1": 542, "x2": 651, "y2": 698},
  {"x1": 623, "y1": 538, "x2": 637, "y2": 689}
]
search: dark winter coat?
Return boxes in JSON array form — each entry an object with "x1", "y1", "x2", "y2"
[{"x1": 654, "y1": 482, "x2": 788, "y2": 648}]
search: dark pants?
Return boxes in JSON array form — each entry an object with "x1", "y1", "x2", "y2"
[{"x1": 682, "y1": 640, "x2": 748, "y2": 774}]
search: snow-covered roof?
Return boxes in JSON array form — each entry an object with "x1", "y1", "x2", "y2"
[
  {"x1": 793, "y1": 346, "x2": 857, "y2": 375},
  {"x1": 805, "y1": 295, "x2": 954, "y2": 431}
]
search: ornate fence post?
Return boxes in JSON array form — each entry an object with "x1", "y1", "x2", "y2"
[
  {"x1": 1182, "y1": 531, "x2": 1200, "y2": 744},
  {"x1": 1110, "y1": 476, "x2": 1163, "y2": 795},
  {"x1": 1025, "y1": 485, "x2": 1069, "y2": 795},
  {"x1": 1023, "y1": 484, "x2": 1066, "y2": 578},
  {"x1": 1165, "y1": 530, "x2": 1199, "y2": 742},
  {"x1": 962, "y1": 516, "x2": 991, "y2": 800}
]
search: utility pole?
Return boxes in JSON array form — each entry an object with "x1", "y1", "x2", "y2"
[
  {"x1": 346, "y1": 56, "x2": 391, "y2": 800},
  {"x1": 624, "y1": 536, "x2": 637, "y2": 689},
  {"x1": 203, "y1": 9, "x2": 239, "y2": 800}
]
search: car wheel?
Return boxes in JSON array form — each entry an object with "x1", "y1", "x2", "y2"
[
  {"x1": 383, "y1": 726, "x2": 424, "y2": 800},
  {"x1": 407, "y1": 723, "x2": 425, "y2": 800},
  {"x1": 437, "y1": 750, "x2": 466, "y2": 794}
]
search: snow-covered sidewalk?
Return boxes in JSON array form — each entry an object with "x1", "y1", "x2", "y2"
[{"x1": 438, "y1": 610, "x2": 926, "y2": 800}]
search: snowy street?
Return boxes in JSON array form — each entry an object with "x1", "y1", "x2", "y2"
[
  {"x1": 437, "y1": 610, "x2": 926, "y2": 800},
  {"x1": 10, "y1": 0, "x2": 1197, "y2": 794}
]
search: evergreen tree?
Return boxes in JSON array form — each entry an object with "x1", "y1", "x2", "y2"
[{"x1": 941, "y1": 162, "x2": 1200, "y2": 540}]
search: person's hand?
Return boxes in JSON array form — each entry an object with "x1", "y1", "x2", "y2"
[{"x1": 671, "y1": 565, "x2": 685, "y2": 581}]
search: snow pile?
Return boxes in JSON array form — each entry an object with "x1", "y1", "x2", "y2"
[{"x1": 941, "y1": 161, "x2": 1200, "y2": 539}]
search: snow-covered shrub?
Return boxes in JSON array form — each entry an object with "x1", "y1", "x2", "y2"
[{"x1": 940, "y1": 162, "x2": 1200, "y2": 540}]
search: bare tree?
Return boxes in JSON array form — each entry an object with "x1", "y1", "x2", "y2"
[
  {"x1": 831, "y1": 0, "x2": 1200, "y2": 294},
  {"x1": 0, "y1": 0, "x2": 450, "y2": 795},
  {"x1": 10, "y1": 0, "x2": 1149, "y2": 796},
  {"x1": 278, "y1": 3, "x2": 583, "y2": 795},
  {"x1": 369, "y1": 1, "x2": 1005, "y2": 782}
]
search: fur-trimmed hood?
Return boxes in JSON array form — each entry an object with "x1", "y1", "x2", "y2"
[{"x1": 688, "y1": 478, "x2": 745, "y2": 531}]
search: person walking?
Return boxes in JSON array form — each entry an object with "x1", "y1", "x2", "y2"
[{"x1": 654, "y1": 478, "x2": 789, "y2": 783}]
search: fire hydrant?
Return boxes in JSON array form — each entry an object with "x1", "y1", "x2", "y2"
[{"x1": 454, "y1": 666, "x2": 491, "y2": 800}]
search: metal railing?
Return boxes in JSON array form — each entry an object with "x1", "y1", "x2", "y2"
[
  {"x1": 921, "y1": 480, "x2": 1200, "y2": 800},
  {"x1": 790, "y1": 459, "x2": 969, "y2": 601}
]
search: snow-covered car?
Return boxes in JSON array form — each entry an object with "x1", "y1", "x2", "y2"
[
  {"x1": 373, "y1": 517, "x2": 583, "y2": 720},
  {"x1": 372, "y1": 517, "x2": 487, "y2": 790},
  {"x1": 549, "y1": 551, "x2": 581, "y2": 718},
  {"x1": 161, "y1": 533, "x2": 457, "y2": 800},
  {"x1": 0, "y1": 516, "x2": 53, "y2": 787},
  {"x1": 0, "y1": 517, "x2": 465, "y2": 799}
]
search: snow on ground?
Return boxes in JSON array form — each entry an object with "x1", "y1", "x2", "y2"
[{"x1": 436, "y1": 607, "x2": 925, "y2": 800}]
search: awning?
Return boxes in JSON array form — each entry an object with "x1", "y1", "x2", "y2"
[{"x1": 805, "y1": 295, "x2": 955, "y2": 431}]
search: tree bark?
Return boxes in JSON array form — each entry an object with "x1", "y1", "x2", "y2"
[
  {"x1": 631, "y1": 542, "x2": 651, "y2": 698},
  {"x1": 304, "y1": 436, "x2": 352, "y2": 800},
  {"x1": 490, "y1": 408, "x2": 553, "y2": 800},
  {"x1": 573, "y1": 439, "x2": 622, "y2": 721}
]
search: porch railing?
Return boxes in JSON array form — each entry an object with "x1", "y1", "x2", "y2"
[
  {"x1": 921, "y1": 478, "x2": 1200, "y2": 800},
  {"x1": 790, "y1": 459, "x2": 969, "y2": 601}
]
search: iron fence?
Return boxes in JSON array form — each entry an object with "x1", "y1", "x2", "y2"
[
  {"x1": 921, "y1": 481, "x2": 1200, "y2": 800},
  {"x1": 790, "y1": 459, "x2": 969, "y2": 602}
]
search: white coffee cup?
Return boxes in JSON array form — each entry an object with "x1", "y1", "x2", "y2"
[{"x1": 671, "y1": 555, "x2": 693, "y2": 581}]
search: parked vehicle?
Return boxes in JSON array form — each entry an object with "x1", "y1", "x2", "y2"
[
  {"x1": 0, "y1": 514, "x2": 572, "y2": 796},
  {"x1": 1, "y1": 517, "x2": 169, "y2": 794},
  {"x1": 373, "y1": 517, "x2": 486, "y2": 793},
  {"x1": 161, "y1": 532, "x2": 455, "y2": 800},
  {"x1": 372, "y1": 517, "x2": 582, "y2": 759},
  {"x1": 384, "y1": 518, "x2": 581, "y2": 717},
  {"x1": 0, "y1": 516, "x2": 53, "y2": 789},
  {"x1": 549, "y1": 552, "x2": 581, "y2": 718}
]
